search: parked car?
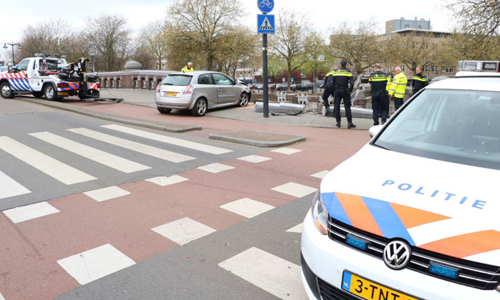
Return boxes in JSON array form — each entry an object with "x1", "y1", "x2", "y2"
[
  {"x1": 292, "y1": 83, "x2": 313, "y2": 92},
  {"x1": 155, "y1": 71, "x2": 251, "y2": 116},
  {"x1": 301, "y1": 60, "x2": 500, "y2": 300},
  {"x1": 253, "y1": 83, "x2": 264, "y2": 91},
  {"x1": 276, "y1": 83, "x2": 288, "y2": 91}
]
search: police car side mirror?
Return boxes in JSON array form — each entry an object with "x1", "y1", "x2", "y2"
[{"x1": 369, "y1": 125, "x2": 383, "y2": 138}]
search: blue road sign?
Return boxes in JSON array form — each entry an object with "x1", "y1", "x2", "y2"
[
  {"x1": 257, "y1": 14, "x2": 275, "y2": 34},
  {"x1": 257, "y1": 0, "x2": 274, "y2": 14}
]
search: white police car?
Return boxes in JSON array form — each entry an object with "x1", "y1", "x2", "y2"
[{"x1": 301, "y1": 61, "x2": 500, "y2": 300}]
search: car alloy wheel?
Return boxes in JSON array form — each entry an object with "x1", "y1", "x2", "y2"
[{"x1": 239, "y1": 93, "x2": 249, "y2": 107}]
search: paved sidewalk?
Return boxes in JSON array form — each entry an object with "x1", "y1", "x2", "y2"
[
  {"x1": 97, "y1": 88, "x2": 375, "y2": 130},
  {"x1": 16, "y1": 88, "x2": 376, "y2": 147}
]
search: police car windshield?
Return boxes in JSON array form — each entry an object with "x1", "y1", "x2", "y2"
[{"x1": 374, "y1": 89, "x2": 500, "y2": 170}]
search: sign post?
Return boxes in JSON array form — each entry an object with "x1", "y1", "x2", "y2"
[{"x1": 257, "y1": 0, "x2": 275, "y2": 118}]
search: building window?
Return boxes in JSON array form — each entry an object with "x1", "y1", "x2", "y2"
[{"x1": 400, "y1": 65, "x2": 405, "y2": 72}]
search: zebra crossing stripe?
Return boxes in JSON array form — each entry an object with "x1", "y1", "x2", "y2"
[
  {"x1": 29, "y1": 132, "x2": 150, "y2": 173},
  {"x1": 68, "y1": 128, "x2": 195, "y2": 163},
  {"x1": 219, "y1": 247, "x2": 307, "y2": 300},
  {"x1": 101, "y1": 124, "x2": 232, "y2": 155},
  {"x1": 0, "y1": 170, "x2": 31, "y2": 200},
  {"x1": 0, "y1": 136, "x2": 96, "y2": 185}
]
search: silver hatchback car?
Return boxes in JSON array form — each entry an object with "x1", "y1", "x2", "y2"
[{"x1": 155, "y1": 71, "x2": 252, "y2": 116}]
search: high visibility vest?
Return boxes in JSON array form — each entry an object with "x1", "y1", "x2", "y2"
[
  {"x1": 181, "y1": 66, "x2": 194, "y2": 73},
  {"x1": 325, "y1": 70, "x2": 335, "y2": 86},
  {"x1": 389, "y1": 72, "x2": 408, "y2": 98},
  {"x1": 386, "y1": 77, "x2": 391, "y2": 92}
]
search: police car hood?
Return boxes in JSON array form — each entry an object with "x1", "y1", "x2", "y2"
[{"x1": 321, "y1": 144, "x2": 500, "y2": 265}]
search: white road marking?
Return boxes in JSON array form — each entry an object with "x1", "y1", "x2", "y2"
[
  {"x1": 197, "y1": 163, "x2": 235, "y2": 173},
  {"x1": 3, "y1": 202, "x2": 59, "y2": 224},
  {"x1": 271, "y1": 147, "x2": 302, "y2": 155},
  {"x1": 0, "y1": 290, "x2": 4, "y2": 300},
  {"x1": 145, "y1": 175, "x2": 189, "y2": 186},
  {"x1": 84, "y1": 186, "x2": 131, "y2": 202},
  {"x1": 286, "y1": 224, "x2": 303, "y2": 233},
  {"x1": 102, "y1": 124, "x2": 232, "y2": 155},
  {"x1": 68, "y1": 128, "x2": 195, "y2": 163},
  {"x1": 310, "y1": 170, "x2": 330, "y2": 179},
  {"x1": 220, "y1": 198, "x2": 274, "y2": 218},
  {"x1": 29, "y1": 132, "x2": 149, "y2": 173},
  {"x1": 57, "y1": 244, "x2": 135, "y2": 285},
  {"x1": 219, "y1": 247, "x2": 307, "y2": 300},
  {"x1": 152, "y1": 217, "x2": 216, "y2": 245},
  {"x1": 0, "y1": 136, "x2": 96, "y2": 185},
  {"x1": 237, "y1": 155, "x2": 272, "y2": 163},
  {"x1": 0, "y1": 170, "x2": 31, "y2": 200},
  {"x1": 272, "y1": 182, "x2": 317, "y2": 198}
]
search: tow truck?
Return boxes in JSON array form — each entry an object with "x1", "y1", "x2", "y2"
[{"x1": 0, "y1": 53, "x2": 122, "y2": 102}]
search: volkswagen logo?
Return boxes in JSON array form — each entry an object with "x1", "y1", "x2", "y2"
[{"x1": 383, "y1": 241, "x2": 411, "y2": 270}]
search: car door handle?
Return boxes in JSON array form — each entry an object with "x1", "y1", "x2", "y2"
[{"x1": 217, "y1": 88, "x2": 222, "y2": 90}]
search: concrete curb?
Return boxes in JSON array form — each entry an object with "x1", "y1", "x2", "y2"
[
  {"x1": 17, "y1": 98, "x2": 202, "y2": 133},
  {"x1": 209, "y1": 130, "x2": 306, "y2": 148}
]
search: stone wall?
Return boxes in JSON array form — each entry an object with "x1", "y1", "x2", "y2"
[{"x1": 96, "y1": 70, "x2": 174, "y2": 90}]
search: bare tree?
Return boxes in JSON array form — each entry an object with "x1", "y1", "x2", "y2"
[
  {"x1": 304, "y1": 31, "x2": 328, "y2": 85},
  {"x1": 166, "y1": 0, "x2": 243, "y2": 70},
  {"x1": 139, "y1": 21, "x2": 168, "y2": 70},
  {"x1": 385, "y1": 31, "x2": 439, "y2": 73},
  {"x1": 86, "y1": 14, "x2": 131, "y2": 71},
  {"x1": 213, "y1": 26, "x2": 260, "y2": 77},
  {"x1": 19, "y1": 19, "x2": 73, "y2": 58},
  {"x1": 329, "y1": 19, "x2": 383, "y2": 75},
  {"x1": 270, "y1": 9, "x2": 311, "y2": 89}
]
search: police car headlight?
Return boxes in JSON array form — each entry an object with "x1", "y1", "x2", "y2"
[{"x1": 311, "y1": 189, "x2": 328, "y2": 235}]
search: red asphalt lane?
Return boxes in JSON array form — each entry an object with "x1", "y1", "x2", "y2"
[{"x1": 0, "y1": 102, "x2": 370, "y2": 300}]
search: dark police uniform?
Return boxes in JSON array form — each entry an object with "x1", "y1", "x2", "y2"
[
  {"x1": 412, "y1": 72, "x2": 429, "y2": 95},
  {"x1": 369, "y1": 70, "x2": 389, "y2": 125},
  {"x1": 322, "y1": 70, "x2": 336, "y2": 115},
  {"x1": 333, "y1": 67, "x2": 355, "y2": 128}
]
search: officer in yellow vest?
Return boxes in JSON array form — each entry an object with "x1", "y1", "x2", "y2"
[
  {"x1": 322, "y1": 68, "x2": 336, "y2": 115},
  {"x1": 388, "y1": 67, "x2": 408, "y2": 111},
  {"x1": 369, "y1": 63, "x2": 389, "y2": 125},
  {"x1": 181, "y1": 62, "x2": 194, "y2": 73}
]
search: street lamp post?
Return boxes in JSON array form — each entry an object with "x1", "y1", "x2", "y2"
[{"x1": 3, "y1": 42, "x2": 22, "y2": 65}]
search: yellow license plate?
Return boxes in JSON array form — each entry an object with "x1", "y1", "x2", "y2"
[
  {"x1": 58, "y1": 92, "x2": 68, "y2": 96},
  {"x1": 342, "y1": 271, "x2": 420, "y2": 300},
  {"x1": 164, "y1": 91, "x2": 177, "y2": 96}
]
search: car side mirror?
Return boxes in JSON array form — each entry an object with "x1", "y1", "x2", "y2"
[{"x1": 369, "y1": 125, "x2": 383, "y2": 138}]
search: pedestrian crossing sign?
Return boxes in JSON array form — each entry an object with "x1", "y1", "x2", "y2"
[{"x1": 257, "y1": 14, "x2": 275, "y2": 34}]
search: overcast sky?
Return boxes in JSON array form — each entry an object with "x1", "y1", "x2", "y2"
[{"x1": 0, "y1": 0, "x2": 452, "y2": 58}]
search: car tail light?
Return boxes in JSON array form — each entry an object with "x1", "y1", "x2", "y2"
[
  {"x1": 182, "y1": 85, "x2": 194, "y2": 94},
  {"x1": 96, "y1": 83, "x2": 100, "y2": 89},
  {"x1": 57, "y1": 83, "x2": 68, "y2": 88},
  {"x1": 156, "y1": 84, "x2": 160, "y2": 93}
]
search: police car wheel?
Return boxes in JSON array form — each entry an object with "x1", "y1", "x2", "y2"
[
  {"x1": 44, "y1": 84, "x2": 57, "y2": 101},
  {"x1": 0, "y1": 82, "x2": 14, "y2": 99}
]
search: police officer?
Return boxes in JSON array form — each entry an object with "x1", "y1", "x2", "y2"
[
  {"x1": 388, "y1": 66, "x2": 408, "y2": 111},
  {"x1": 181, "y1": 62, "x2": 194, "y2": 73},
  {"x1": 412, "y1": 66, "x2": 428, "y2": 95},
  {"x1": 369, "y1": 63, "x2": 389, "y2": 125},
  {"x1": 322, "y1": 68, "x2": 336, "y2": 116},
  {"x1": 333, "y1": 60, "x2": 356, "y2": 129}
]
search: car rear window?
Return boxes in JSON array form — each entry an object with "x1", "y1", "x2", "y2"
[
  {"x1": 374, "y1": 89, "x2": 500, "y2": 170},
  {"x1": 162, "y1": 75, "x2": 192, "y2": 86}
]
